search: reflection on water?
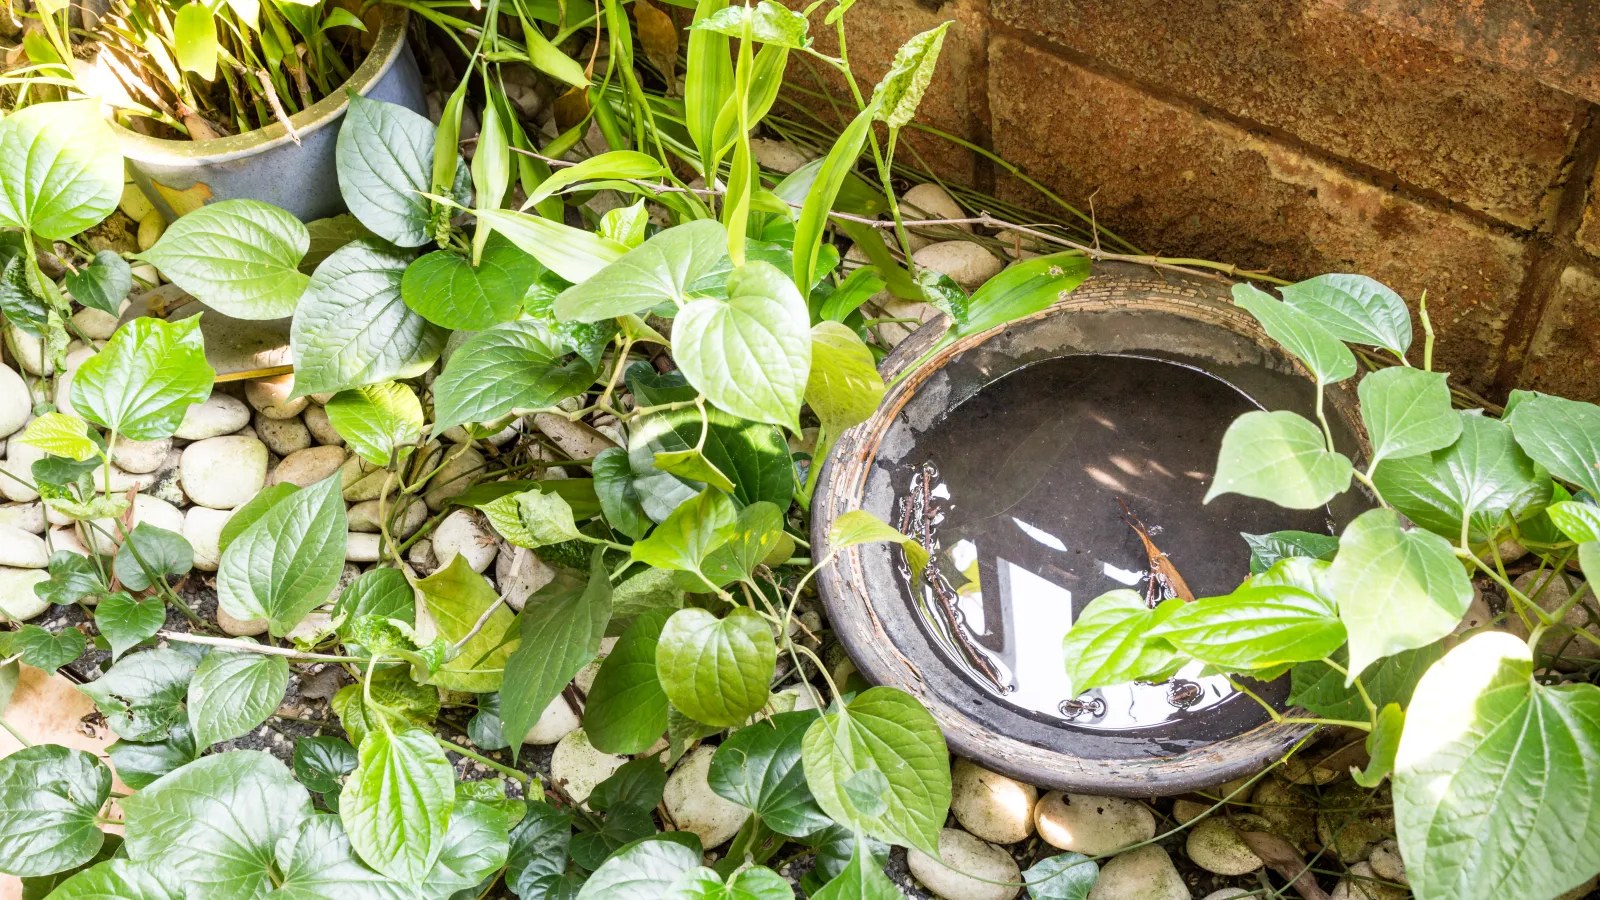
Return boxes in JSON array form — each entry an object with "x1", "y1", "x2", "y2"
[{"x1": 896, "y1": 354, "x2": 1331, "y2": 730}]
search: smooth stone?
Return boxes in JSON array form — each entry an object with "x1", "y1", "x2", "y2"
[
  {"x1": 184, "y1": 506, "x2": 233, "y2": 571},
  {"x1": 51, "y1": 345, "x2": 97, "y2": 417},
  {"x1": 951, "y1": 758, "x2": 1037, "y2": 845},
  {"x1": 1250, "y1": 777, "x2": 1315, "y2": 851},
  {"x1": 176, "y1": 393, "x2": 251, "y2": 440},
  {"x1": 1509, "y1": 569, "x2": 1599, "y2": 659},
  {"x1": 309, "y1": 392, "x2": 334, "y2": 405},
  {"x1": 1280, "y1": 757, "x2": 1341, "y2": 785},
  {"x1": 433, "y1": 510, "x2": 498, "y2": 573},
  {"x1": 343, "y1": 462, "x2": 399, "y2": 502},
  {"x1": 497, "y1": 546, "x2": 556, "y2": 611},
  {"x1": 1331, "y1": 862, "x2": 1406, "y2": 900},
  {"x1": 0, "y1": 523, "x2": 50, "y2": 568},
  {"x1": 904, "y1": 182, "x2": 970, "y2": 230},
  {"x1": 523, "y1": 694, "x2": 582, "y2": 745},
  {"x1": 348, "y1": 497, "x2": 428, "y2": 537},
  {"x1": 1172, "y1": 799, "x2": 1210, "y2": 825},
  {"x1": 269, "y1": 446, "x2": 348, "y2": 488},
  {"x1": 304, "y1": 404, "x2": 343, "y2": 445},
  {"x1": 912, "y1": 240, "x2": 1005, "y2": 289},
  {"x1": 907, "y1": 828, "x2": 1021, "y2": 900},
  {"x1": 255, "y1": 413, "x2": 312, "y2": 456},
  {"x1": 1453, "y1": 585, "x2": 1493, "y2": 637},
  {"x1": 71, "y1": 305, "x2": 120, "y2": 341},
  {"x1": 0, "y1": 502, "x2": 45, "y2": 534},
  {"x1": 0, "y1": 566, "x2": 50, "y2": 620},
  {"x1": 1035, "y1": 792, "x2": 1157, "y2": 857},
  {"x1": 111, "y1": 437, "x2": 172, "y2": 474},
  {"x1": 0, "y1": 363, "x2": 29, "y2": 439},
  {"x1": 1, "y1": 440, "x2": 46, "y2": 502},
  {"x1": 46, "y1": 526, "x2": 92, "y2": 559},
  {"x1": 1087, "y1": 845, "x2": 1189, "y2": 900},
  {"x1": 1186, "y1": 817, "x2": 1263, "y2": 875},
  {"x1": 1202, "y1": 891, "x2": 1251, "y2": 900},
  {"x1": 573, "y1": 637, "x2": 618, "y2": 695},
  {"x1": 750, "y1": 137, "x2": 810, "y2": 174},
  {"x1": 7, "y1": 324, "x2": 53, "y2": 375},
  {"x1": 218, "y1": 605, "x2": 269, "y2": 636},
  {"x1": 346, "y1": 533, "x2": 382, "y2": 562},
  {"x1": 143, "y1": 449, "x2": 187, "y2": 507},
  {"x1": 407, "y1": 538, "x2": 438, "y2": 576},
  {"x1": 1368, "y1": 839, "x2": 1405, "y2": 886},
  {"x1": 551, "y1": 729, "x2": 627, "y2": 807},
  {"x1": 245, "y1": 374, "x2": 309, "y2": 419},
  {"x1": 180, "y1": 436, "x2": 268, "y2": 509},
  {"x1": 131, "y1": 494, "x2": 185, "y2": 535},
  {"x1": 531, "y1": 415, "x2": 614, "y2": 464},
  {"x1": 664, "y1": 745, "x2": 749, "y2": 850},
  {"x1": 423, "y1": 446, "x2": 486, "y2": 511}
]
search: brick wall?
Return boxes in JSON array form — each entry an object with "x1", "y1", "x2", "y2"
[{"x1": 784, "y1": 0, "x2": 1600, "y2": 403}]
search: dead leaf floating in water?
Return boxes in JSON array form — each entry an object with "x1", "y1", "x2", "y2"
[{"x1": 1118, "y1": 497, "x2": 1194, "y2": 606}]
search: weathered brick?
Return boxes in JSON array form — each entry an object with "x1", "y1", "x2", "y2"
[
  {"x1": 988, "y1": 36, "x2": 1528, "y2": 392},
  {"x1": 778, "y1": 0, "x2": 986, "y2": 182},
  {"x1": 1520, "y1": 265, "x2": 1600, "y2": 402},
  {"x1": 1578, "y1": 157, "x2": 1600, "y2": 258},
  {"x1": 990, "y1": 0, "x2": 1583, "y2": 228}
]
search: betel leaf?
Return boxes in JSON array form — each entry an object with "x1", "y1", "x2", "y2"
[
  {"x1": 807, "y1": 322, "x2": 885, "y2": 437},
  {"x1": 500, "y1": 552, "x2": 611, "y2": 758},
  {"x1": 1148, "y1": 584, "x2": 1345, "y2": 673},
  {"x1": 585, "y1": 608, "x2": 671, "y2": 755},
  {"x1": 1358, "y1": 367, "x2": 1461, "y2": 467},
  {"x1": 325, "y1": 381, "x2": 424, "y2": 466},
  {"x1": 1060, "y1": 590, "x2": 1185, "y2": 696},
  {"x1": 218, "y1": 483, "x2": 299, "y2": 553},
  {"x1": 122, "y1": 751, "x2": 313, "y2": 900},
  {"x1": 186, "y1": 646, "x2": 289, "y2": 749},
  {"x1": 432, "y1": 319, "x2": 596, "y2": 432},
  {"x1": 135, "y1": 200, "x2": 311, "y2": 319},
  {"x1": 19, "y1": 412, "x2": 96, "y2": 461},
  {"x1": 1394, "y1": 632, "x2": 1600, "y2": 900},
  {"x1": 35, "y1": 552, "x2": 103, "y2": 607},
  {"x1": 475, "y1": 208, "x2": 629, "y2": 284},
  {"x1": 336, "y1": 94, "x2": 438, "y2": 247},
  {"x1": 1206, "y1": 410, "x2": 1353, "y2": 509},
  {"x1": 552, "y1": 218, "x2": 729, "y2": 322},
  {"x1": 63, "y1": 251, "x2": 133, "y2": 317},
  {"x1": 293, "y1": 735, "x2": 357, "y2": 794},
  {"x1": 95, "y1": 591, "x2": 165, "y2": 659},
  {"x1": 11, "y1": 625, "x2": 86, "y2": 672},
  {"x1": 335, "y1": 567, "x2": 416, "y2": 629},
  {"x1": 1290, "y1": 642, "x2": 1443, "y2": 721},
  {"x1": 708, "y1": 709, "x2": 829, "y2": 838},
  {"x1": 269, "y1": 814, "x2": 407, "y2": 900},
  {"x1": 0, "y1": 745, "x2": 111, "y2": 877},
  {"x1": 0, "y1": 101, "x2": 122, "y2": 240},
  {"x1": 631, "y1": 488, "x2": 739, "y2": 580},
  {"x1": 1506, "y1": 393, "x2": 1600, "y2": 499},
  {"x1": 652, "y1": 448, "x2": 736, "y2": 494},
  {"x1": 302, "y1": 214, "x2": 375, "y2": 274},
  {"x1": 1325, "y1": 508, "x2": 1472, "y2": 679},
  {"x1": 810, "y1": 832, "x2": 900, "y2": 900},
  {"x1": 1354, "y1": 702, "x2": 1404, "y2": 788},
  {"x1": 416, "y1": 555, "x2": 519, "y2": 693},
  {"x1": 506, "y1": 801, "x2": 573, "y2": 897},
  {"x1": 106, "y1": 724, "x2": 196, "y2": 791},
  {"x1": 595, "y1": 447, "x2": 654, "y2": 541},
  {"x1": 75, "y1": 316, "x2": 214, "y2": 441},
  {"x1": 402, "y1": 232, "x2": 543, "y2": 331},
  {"x1": 332, "y1": 668, "x2": 441, "y2": 747},
  {"x1": 77, "y1": 647, "x2": 195, "y2": 742},
  {"x1": 1373, "y1": 412, "x2": 1549, "y2": 545},
  {"x1": 828, "y1": 510, "x2": 907, "y2": 550},
  {"x1": 290, "y1": 240, "x2": 446, "y2": 396},
  {"x1": 27, "y1": 859, "x2": 180, "y2": 900},
  {"x1": 428, "y1": 799, "x2": 511, "y2": 897},
  {"x1": 517, "y1": 490, "x2": 584, "y2": 546},
  {"x1": 576, "y1": 836, "x2": 702, "y2": 900},
  {"x1": 1022, "y1": 853, "x2": 1099, "y2": 900},
  {"x1": 112, "y1": 523, "x2": 192, "y2": 591},
  {"x1": 801, "y1": 687, "x2": 950, "y2": 856},
  {"x1": 1243, "y1": 530, "x2": 1340, "y2": 575},
  {"x1": 676, "y1": 261, "x2": 811, "y2": 431},
  {"x1": 216, "y1": 474, "x2": 348, "y2": 637},
  {"x1": 0, "y1": 232, "x2": 45, "y2": 335},
  {"x1": 870, "y1": 23, "x2": 949, "y2": 130},
  {"x1": 341, "y1": 726, "x2": 456, "y2": 884},
  {"x1": 1233, "y1": 283, "x2": 1356, "y2": 386},
  {"x1": 656, "y1": 607, "x2": 775, "y2": 727},
  {"x1": 668, "y1": 866, "x2": 792, "y2": 899},
  {"x1": 1278, "y1": 273, "x2": 1412, "y2": 357}
]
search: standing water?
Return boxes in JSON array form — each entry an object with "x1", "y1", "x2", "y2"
[{"x1": 896, "y1": 353, "x2": 1331, "y2": 730}]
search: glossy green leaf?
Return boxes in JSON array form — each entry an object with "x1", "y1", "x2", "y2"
[
  {"x1": 172, "y1": 3, "x2": 218, "y2": 78},
  {"x1": 500, "y1": 552, "x2": 611, "y2": 756},
  {"x1": 517, "y1": 489, "x2": 584, "y2": 546},
  {"x1": 585, "y1": 608, "x2": 671, "y2": 754},
  {"x1": 216, "y1": 474, "x2": 348, "y2": 637},
  {"x1": 290, "y1": 240, "x2": 446, "y2": 396},
  {"x1": 810, "y1": 832, "x2": 900, "y2": 900},
  {"x1": 631, "y1": 488, "x2": 739, "y2": 579},
  {"x1": 576, "y1": 836, "x2": 701, "y2": 900},
  {"x1": 475, "y1": 208, "x2": 629, "y2": 285},
  {"x1": 187, "y1": 646, "x2": 288, "y2": 748},
  {"x1": 793, "y1": 105, "x2": 875, "y2": 293},
  {"x1": 801, "y1": 687, "x2": 950, "y2": 855},
  {"x1": 416, "y1": 555, "x2": 519, "y2": 693},
  {"x1": 1359, "y1": 367, "x2": 1461, "y2": 467},
  {"x1": 1023, "y1": 852, "x2": 1099, "y2": 900},
  {"x1": 10, "y1": 625, "x2": 85, "y2": 672},
  {"x1": 1060, "y1": 590, "x2": 1184, "y2": 697},
  {"x1": 325, "y1": 382, "x2": 424, "y2": 466},
  {"x1": 136, "y1": 200, "x2": 310, "y2": 319},
  {"x1": 63, "y1": 251, "x2": 133, "y2": 317},
  {"x1": 1507, "y1": 393, "x2": 1600, "y2": 498},
  {"x1": 336, "y1": 95, "x2": 436, "y2": 247},
  {"x1": 652, "y1": 448, "x2": 737, "y2": 494},
  {"x1": 292, "y1": 735, "x2": 357, "y2": 794},
  {"x1": 30, "y1": 859, "x2": 179, "y2": 900},
  {"x1": 112, "y1": 523, "x2": 192, "y2": 591},
  {"x1": 677, "y1": 261, "x2": 811, "y2": 431},
  {"x1": 507, "y1": 801, "x2": 574, "y2": 897},
  {"x1": 335, "y1": 568, "x2": 415, "y2": 632},
  {"x1": 269, "y1": 814, "x2": 409, "y2": 900},
  {"x1": 428, "y1": 799, "x2": 511, "y2": 896},
  {"x1": 402, "y1": 232, "x2": 543, "y2": 331},
  {"x1": 657, "y1": 607, "x2": 774, "y2": 727},
  {"x1": 1278, "y1": 274, "x2": 1412, "y2": 356},
  {"x1": 596, "y1": 447, "x2": 657, "y2": 541},
  {"x1": 870, "y1": 23, "x2": 948, "y2": 130},
  {"x1": 828, "y1": 510, "x2": 907, "y2": 550},
  {"x1": 332, "y1": 668, "x2": 441, "y2": 747},
  {"x1": 553, "y1": 219, "x2": 729, "y2": 322},
  {"x1": 807, "y1": 322, "x2": 885, "y2": 436},
  {"x1": 0, "y1": 101, "x2": 122, "y2": 240},
  {"x1": 19, "y1": 412, "x2": 95, "y2": 461},
  {"x1": 1149, "y1": 583, "x2": 1345, "y2": 672},
  {"x1": 105, "y1": 725, "x2": 195, "y2": 791},
  {"x1": 1206, "y1": 410, "x2": 1353, "y2": 509},
  {"x1": 1326, "y1": 508, "x2": 1472, "y2": 678},
  {"x1": 1395, "y1": 632, "x2": 1600, "y2": 900},
  {"x1": 1243, "y1": 530, "x2": 1340, "y2": 575},
  {"x1": 94, "y1": 591, "x2": 165, "y2": 660},
  {"x1": 432, "y1": 318, "x2": 596, "y2": 432},
  {"x1": 75, "y1": 316, "x2": 214, "y2": 442},
  {"x1": 302, "y1": 214, "x2": 376, "y2": 274},
  {"x1": 1373, "y1": 412, "x2": 1549, "y2": 545},
  {"x1": 0, "y1": 745, "x2": 110, "y2": 878},
  {"x1": 708, "y1": 709, "x2": 828, "y2": 837},
  {"x1": 122, "y1": 751, "x2": 312, "y2": 900},
  {"x1": 341, "y1": 727, "x2": 456, "y2": 883},
  {"x1": 1290, "y1": 642, "x2": 1443, "y2": 721},
  {"x1": 1353, "y1": 702, "x2": 1404, "y2": 788},
  {"x1": 1233, "y1": 283, "x2": 1356, "y2": 386},
  {"x1": 33, "y1": 553, "x2": 102, "y2": 607},
  {"x1": 77, "y1": 648, "x2": 194, "y2": 742}
]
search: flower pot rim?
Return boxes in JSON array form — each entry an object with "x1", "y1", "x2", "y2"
[{"x1": 113, "y1": 7, "x2": 409, "y2": 166}]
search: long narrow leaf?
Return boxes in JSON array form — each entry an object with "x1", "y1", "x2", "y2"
[{"x1": 793, "y1": 104, "x2": 878, "y2": 293}]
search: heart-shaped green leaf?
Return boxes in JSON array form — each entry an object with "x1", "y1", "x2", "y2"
[
  {"x1": 19, "y1": 412, "x2": 97, "y2": 461},
  {"x1": 1372, "y1": 412, "x2": 1549, "y2": 545},
  {"x1": 401, "y1": 232, "x2": 543, "y2": 330},
  {"x1": 631, "y1": 488, "x2": 739, "y2": 580},
  {"x1": 585, "y1": 608, "x2": 672, "y2": 755},
  {"x1": 137, "y1": 200, "x2": 310, "y2": 319},
  {"x1": 431, "y1": 318, "x2": 596, "y2": 432},
  {"x1": 95, "y1": 591, "x2": 165, "y2": 660},
  {"x1": 1233, "y1": 284, "x2": 1356, "y2": 386},
  {"x1": 657, "y1": 607, "x2": 774, "y2": 727},
  {"x1": 500, "y1": 553, "x2": 611, "y2": 758},
  {"x1": 552, "y1": 219, "x2": 730, "y2": 322},
  {"x1": 1358, "y1": 367, "x2": 1461, "y2": 467},
  {"x1": 0, "y1": 745, "x2": 111, "y2": 877},
  {"x1": 1506, "y1": 393, "x2": 1600, "y2": 498},
  {"x1": 76, "y1": 316, "x2": 215, "y2": 441},
  {"x1": 676, "y1": 261, "x2": 811, "y2": 431},
  {"x1": 341, "y1": 727, "x2": 455, "y2": 884},
  {"x1": 64, "y1": 251, "x2": 133, "y2": 317},
  {"x1": 1060, "y1": 590, "x2": 1185, "y2": 697},
  {"x1": 807, "y1": 322, "x2": 885, "y2": 437},
  {"x1": 0, "y1": 101, "x2": 122, "y2": 240},
  {"x1": 9, "y1": 624, "x2": 85, "y2": 672},
  {"x1": 336, "y1": 95, "x2": 437, "y2": 248},
  {"x1": 325, "y1": 381, "x2": 424, "y2": 466},
  {"x1": 708, "y1": 709, "x2": 829, "y2": 838},
  {"x1": 416, "y1": 556, "x2": 519, "y2": 693},
  {"x1": 216, "y1": 474, "x2": 348, "y2": 637},
  {"x1": 78, "y1": 648, "x2": 195, "y2": 742},
  {"x1": 1149, "y1": 583, "x2": 1345, "y2": 672},
  {"x1": 1206, "y1": 410, "x2": 1353, "y2": 509},
  {"x1": 577, "y1": 837, "x2": 701, "y2": 900},
  {"x1": 187, "y1": 646, "x2": 289, "y2": 749},
  {"x1": 1279, "y1": 274, "x2": 1412, "y2": 356}
]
